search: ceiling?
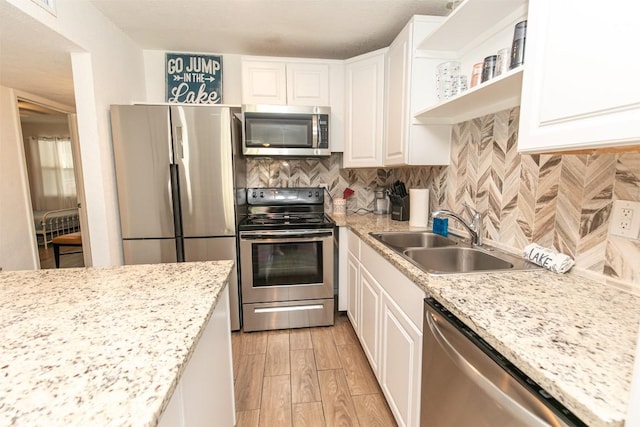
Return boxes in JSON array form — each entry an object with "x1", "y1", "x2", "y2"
[{"x1": 0, "y1": 0, "x2": 452, "y2": 108}]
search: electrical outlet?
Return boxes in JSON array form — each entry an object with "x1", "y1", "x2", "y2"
[{"x1": 609, "y1": 200, "x2": 640, "y2": 239}]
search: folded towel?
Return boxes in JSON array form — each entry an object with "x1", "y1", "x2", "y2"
[{"x1": 523, "y1": 243, "x2": 575, "y2": 274}]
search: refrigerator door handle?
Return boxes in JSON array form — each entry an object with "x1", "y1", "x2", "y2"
[
  {"x1": 175, "y1": 126, "x2": 184, "y2": 159},
  {"x1": 169, "y1": 164, "x2": 185, "y2": 261}
]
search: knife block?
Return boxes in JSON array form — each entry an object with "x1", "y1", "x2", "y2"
[{"x1": 390, "y1": 195, "x2": 409, "y2": 221}]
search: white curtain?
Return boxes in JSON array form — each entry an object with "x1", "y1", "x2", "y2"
[{"x1": 27, "y1": 137, "x2": 77, "y2": 211}]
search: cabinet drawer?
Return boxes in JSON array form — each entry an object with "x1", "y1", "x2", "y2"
[{"x1": 243, "y1": 299, "x2": 334, "y2": 332}]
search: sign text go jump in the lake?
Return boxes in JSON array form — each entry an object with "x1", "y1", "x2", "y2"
[{"x1": 166, "y1": 53, "x2": 222, "y2": 104}]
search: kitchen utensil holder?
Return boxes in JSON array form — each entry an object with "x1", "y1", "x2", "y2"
[{"x1": 390, "y1": 195, "x2": 410, "y2": 221}]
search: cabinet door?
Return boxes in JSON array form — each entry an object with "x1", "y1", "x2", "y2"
[
  {"x1": 518, "y1": 0, "x2": 640, "y2": 153},
  {"x1": 359, "y1": 266, "x2": 381, "y2": 376},
  {"x1": 158, "y1": 286, "x2": 235, "y2": 427},
  {"x1": 344, "y1": 50, "x2": 386, "y2": 167},
  {"x1": 286, "y1": 63, "x2": 330, "y2": 106},
  {"x1": 181, "y1": 286, "x2": 235, "y2": 426},
  {"x1": 381, "y1": 291, "x2": 422, "y2": 427},
  {"x1": 241, "y1": 60, "x2": 287, "y2": 104},
  {"x1": 385, "y1": 23, "x2": 411, "y2": 166},
  {"x1": 346, "y1": 252, "x2": 360, "y2": 332}
]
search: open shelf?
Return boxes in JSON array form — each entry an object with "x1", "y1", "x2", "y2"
[
  {"x1": 418, "y1": 0, "x2": 528, "y2": 52},
  {"x1": 413, "y1": 67, "x2": 523, "y2": 125}
]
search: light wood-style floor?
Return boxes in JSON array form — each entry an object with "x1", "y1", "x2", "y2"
[
  {"x1": 231, "y1": 313, "x2": 398, "y2": 427},
  {"x1": 38, "y1": 245, "x2": 84, "y2": 269}
]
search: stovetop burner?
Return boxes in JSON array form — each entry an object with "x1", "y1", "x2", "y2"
[{"x1": 239, "y1": 187, "x2": 335, "y2": 231}]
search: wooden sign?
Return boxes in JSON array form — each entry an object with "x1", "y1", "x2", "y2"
[{"x1": 166, "y1": 53, "x2": 222, "y2": 104}]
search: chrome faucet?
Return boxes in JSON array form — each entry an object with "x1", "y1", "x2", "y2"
[{"x1": 432, "y1": 202, "x2": 484, "y2": 246}]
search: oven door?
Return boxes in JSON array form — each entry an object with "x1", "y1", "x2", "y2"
[{"x1": 239, "y1": 229, "x2": 334, "y2": 304}]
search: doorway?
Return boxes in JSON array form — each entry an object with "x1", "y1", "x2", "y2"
[{"x1": 19, "y1": 99, "x2": 85, "y2": 269}]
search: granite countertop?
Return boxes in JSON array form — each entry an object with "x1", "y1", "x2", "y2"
[
  {"x1": 0, "y1": 261, "x2": 234, "y2": 427},
  {"x1": 332, "y1": 212, "x2": 640, "y2": 427}
]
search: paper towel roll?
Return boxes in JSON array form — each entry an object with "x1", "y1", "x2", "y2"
[{"x1": 409, "y1": 189, "x2": 429, "y2": 227}]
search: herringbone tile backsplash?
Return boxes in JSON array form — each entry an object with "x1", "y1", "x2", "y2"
[{"x1": 244, "y1": 107, "x2": 640, "y2": 286}]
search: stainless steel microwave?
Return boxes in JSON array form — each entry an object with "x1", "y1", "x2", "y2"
[{"x1": 241, "y1": 104, "x2": 330, "y2": 156}]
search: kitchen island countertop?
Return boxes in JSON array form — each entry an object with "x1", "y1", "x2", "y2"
[
  {"x1": 333, "y1": 212, "x2": 640, "y2": 427},
  {"x1": 0, "y1": 261, "x2": 233, "y2": 427}
]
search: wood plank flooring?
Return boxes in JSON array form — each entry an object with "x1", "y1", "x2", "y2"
[
  {"x1": 232, "y1": 313, "x2": 397, "y2": 427},
  {"x1": 38, "y1": 245, "x2": 84, "y2": 269}
]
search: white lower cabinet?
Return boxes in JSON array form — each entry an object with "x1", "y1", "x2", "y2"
[
  {"x1": 345, "y1": 229, "x2": 361, "y2": 329},
  {"x1": 340, "y1": 228, "x2": 425, "y2": 427},
  {"x1": 359, "y1": 266, "x2": 382, "y2": 376},
  {"x1": 381, "y1": 291, "x2": 422, "y2": 427},
  {"x1": 346, "y1": 251, "x2": 360, "y2": 331},
  {"x1": 158, "y1": 286, "x2": 235, "y2": 427}
]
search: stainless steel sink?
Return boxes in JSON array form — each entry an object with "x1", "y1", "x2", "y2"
[
  {"x1": 404, "y1": 247, "x2": 513, "y2": 274},
  {"x1": 370, "y1": 231, "x2": 458, "y2": 251},
  {"x1": 369, "y1": 231, "x2": 539, "y2": 274}
]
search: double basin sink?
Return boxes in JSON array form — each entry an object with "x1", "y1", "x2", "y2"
[{"x1": 370, "y1": 231, "x2": 539, "y2": 274}]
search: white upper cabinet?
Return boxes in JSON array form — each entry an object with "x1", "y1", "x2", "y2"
[
  {"x1": 241, "y1": 60, "x2": 287, "y2": 104},
  {"x1": 518, "y1": 0, "x2": 640, "y2": 153},
  {"x1": 241, "y1": 58, "x2": 329, "y2": 106},
  {"x1": 413, "y1": 0, "x2": 528, "y2": 125},
  {"x1": 384, "y1": 16, "x2": 451, "y2": 166},
  {"x1": 343, "y1": 49, "x2": 386, "y2": 168},
  {"x1": 286, "y1": 63, "x2": 330, "y2": 106}
]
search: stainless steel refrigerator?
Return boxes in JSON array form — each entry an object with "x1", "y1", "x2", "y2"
[{"x1": 110, "y1": 105, "x2": 244, "y2": 330}]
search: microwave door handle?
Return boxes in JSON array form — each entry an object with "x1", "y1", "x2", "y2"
[{"x1": 312, "y1": 114, "x2": 318, "y2": 148}]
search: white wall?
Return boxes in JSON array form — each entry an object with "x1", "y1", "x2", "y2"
[
  {"x1": 6, "y1": 0, "x2": 148, "y2": 266},
  {"x1": 0, "y1": 86, "x2": 39, "y2": 270}
]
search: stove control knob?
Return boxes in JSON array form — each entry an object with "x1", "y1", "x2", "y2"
[
  {"x1": 252, "y1": 191, "x2": 256, "y2": 198},
  {"x1": 315, "y1": 191, "x2": 320, "y2": 197},
  {"x1": 308, "y1": 191, "x2": 313, "y2": 197},
  {"x1": 260, "y1": 191, "x2": 264, "y2": 198}
]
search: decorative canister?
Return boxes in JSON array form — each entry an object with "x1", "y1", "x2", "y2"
[
  {"x1": 481, "y1": 55, "x2": 497, "y2": 83},
  {"x1": 333, "y1": 198, "x2": 346, "y2": 215},
  {"x1": 470, "y1": 62, "x2": 483, "y2": 87},
  {"x1": 436, "y1": 61, "x2": 461, "y2": 100},
  {"x1": 510, "y1": 20, "x2": 527, "y2": 69},
  {"x1": 495, "y1": 47, "x2": 511, "y2": 76}
]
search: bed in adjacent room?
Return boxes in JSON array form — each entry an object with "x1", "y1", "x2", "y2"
[{"x1": 33, "y1": 208, "x2": 80, "y2": 248}]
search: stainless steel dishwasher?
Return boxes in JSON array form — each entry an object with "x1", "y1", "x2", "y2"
[{"x1": 421, "y1": 297, "x2": 587, "y2": 427}]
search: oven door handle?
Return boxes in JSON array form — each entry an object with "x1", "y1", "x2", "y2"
[
  {"x1": 240, "y1": 230, "x2": 333, "y2": 240},
  {"x1": 254, "y1": 304, "x2": 325, "y2": 314}
]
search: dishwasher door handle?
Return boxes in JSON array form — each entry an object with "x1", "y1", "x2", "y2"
[{"x1": 426, "y1": 311, "x2": 550, "y2": 427}]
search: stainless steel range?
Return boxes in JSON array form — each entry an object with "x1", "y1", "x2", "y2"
[{"x1": 239, "y1": 188, "x2": 335, "y2": 332}]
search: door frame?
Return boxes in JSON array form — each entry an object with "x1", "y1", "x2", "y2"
[{"x1": 14, "y1": 90, "x2": 90, "y2": 268}]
